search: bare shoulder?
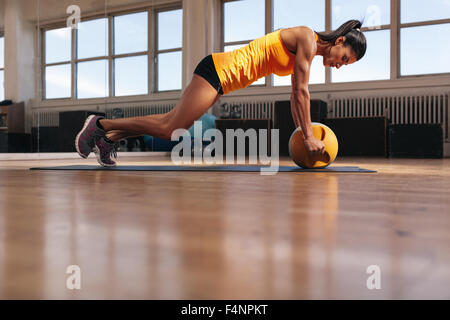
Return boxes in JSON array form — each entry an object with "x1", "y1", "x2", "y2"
[{"x1": 280, "y1": 26, "x2": 316, "y2": 59}]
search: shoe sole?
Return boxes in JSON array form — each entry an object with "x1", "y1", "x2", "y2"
[
  {"x1": 93, "y1": 145, "x2": 117, "y2": 167},
  {"x1": 75, "y1": 115, "x2": 96, "y2": 158}
]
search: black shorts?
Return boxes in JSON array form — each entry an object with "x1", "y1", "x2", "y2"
[{"x1": 194, "y1": 55, "x2": 224, "y2": 95}]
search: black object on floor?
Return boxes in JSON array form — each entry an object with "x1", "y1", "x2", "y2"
[
  {"x1": 388, "y1": 124, "x2": 443, "y2": 158},
  {"x1": 323, "y1": 117, "x2": 388, "y2": 157},
  {"x1": 215, "y1": 119, "x2": 272, "y2": 157},
  {"x1": 0, "y1": 132, "x2": 32, "y2": 152},
  {"x1": 30, "y1": 165, "x2": 376, "y2": 173},
  {"x1": 32, "y1": 127, "x2": 60, "y2": 152}
]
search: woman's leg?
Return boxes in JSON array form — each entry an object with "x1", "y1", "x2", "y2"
[
  {"x1": 104, "y1": 130, "x2": 138, "y2": 141},
  {"x1": 99, "y1": 74, "x2": 220, "y2": 142},
  {"x1": 103, "y1": 113, "x2": 168, "y2": 141}
]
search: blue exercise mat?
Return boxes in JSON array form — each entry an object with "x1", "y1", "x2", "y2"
[{"x1": 30, "y1": 165, "x2": 376, "y2": 173}]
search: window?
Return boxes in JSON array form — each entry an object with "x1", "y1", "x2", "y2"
[
  {"x1": 273, "y1": 0, "x2": 326, "y2": 85},
  {"x1": 44, "y1": 27, "x2": 72, "y2": 99},
  {"x1": 331, "y1": 0, "x2": 390, "y2": 82},
  {"x1": 114, "y1": 12, "x2": 148, "y2": 95},
  {"x1": 401, "y1": 0, "x2": 450, "y2": 23},
  {"x1": 77, "y1": 18, "x2": 108, "y2": 98},
  {"x1": 401, "y1": 24, "x2": 450, "y2": 76},
  {"x1": 223, "y1": 0, "x2": 265, "y2": 85},
  {"x1": 77, "y1": 18, "x2": 108, "y2": 59},
  {"x1": 332, "y1": 29, "x2": 390, "y2": 82},
  {"x1": 45, "y1": 64, "x2": 71, "y2": 99},
  {"x1": 0, "y1": 35, "x2": 4, "y2": 101},
  {"x1": 114, "y1": 12, "x2": 148, "y2": 55},
  {"x1": 332, "y1": 0, "x2": 390, "y2": 29},
  {"x1": 116, "y1": 55, "x2": 148, "y2": 96},
  {"x1": 400, "y1": 0, "x2": 450, "y2": 76},
  {"x1": 77, "y1": 60, "x2": 109, "y2": 99},
  {"x1": 157, "y1": 9, "x2": 182, "y2": 91},
  {"x1": 42, "y1": 7, "x2": 182, "y2": 100}
]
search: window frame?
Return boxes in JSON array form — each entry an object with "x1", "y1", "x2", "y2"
[
  {"x1": 0, "y1": 31, "x2": 5, "y2": 101},
  {"x1": 40, "y1": 4, "x2": 183, "y2": 102}
]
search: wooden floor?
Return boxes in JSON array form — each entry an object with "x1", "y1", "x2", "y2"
[{"x1": 0, "y1": 155, "x2": 449, "y2": 299}]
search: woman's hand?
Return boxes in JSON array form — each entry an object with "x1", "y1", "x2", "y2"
[{"x1": 304, "y1": 136, "x2": 325, "y2": 156}]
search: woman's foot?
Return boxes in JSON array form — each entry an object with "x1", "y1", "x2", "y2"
[
  {"x1": 75, "y1": 115, "x2": 106, "y2": 158},
  {"x1": 93, "y1": 137, "x2": 117, "y2": 167}
]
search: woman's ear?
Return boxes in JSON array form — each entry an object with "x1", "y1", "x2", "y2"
[{"x1": 334, "y1": 36, "x2": 346, "y2": 46}]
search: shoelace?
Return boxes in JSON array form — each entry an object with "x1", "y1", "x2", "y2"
[{"x1": 100, "y1": 141, "x2": 117, "y2": 159}]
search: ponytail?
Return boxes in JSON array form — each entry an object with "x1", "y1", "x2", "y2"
[{"x1": 316, "y1": 19, "x2": 367, "y2": 61}]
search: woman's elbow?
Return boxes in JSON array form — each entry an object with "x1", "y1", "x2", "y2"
[{"x1": 293, "y1": 86, "x2": 310, "y2": 100}]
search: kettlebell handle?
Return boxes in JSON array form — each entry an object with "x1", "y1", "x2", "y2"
[{"x1": 319, "y1": 126, "x2": 326, "y2": 140}]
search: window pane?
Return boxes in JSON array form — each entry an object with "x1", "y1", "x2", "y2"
[
  {"x1": 224, "y1": 0, "x2": 265, "y2": 43},
  {"x1": 332, "y1": 0, "x2": 390, "y2": 29},
  {"x1": 401, "y1": 0, "x2": 450, "y2": 23},
  {"x1": 274, "y1": 56, "x2": 325, "y2": 86},
  {"x1": 332, "y1": 30, "x2": 390, "y2": 82},
  {"x1": 401, "y1": 24, "x2": 450, "y2": 75},
  {"x1": 224, "y1": 44, "x2": 265, "y2": 85},
  {"x1": 224, "y1": 44, "x2": 246, "y2": 52},
  {"x1": 45, "y1": 64, "x2": 71, "y2": 99},
  {"x1": 158, "y1": 9, "x2": 182, "y2": 50},
  {"x1": 114, "y1": 12, "x2": 148, "y2": 55},
  {"x1": 115, "y1": 55, "x2": 148, "y2": 96},
  {"x1": 77, "y1": 60, "x2": 108, "y2": 98},
  {"x1": 157, "y1": 51, "x2": 182, "y2": 91},
  {"x1": 0, "y1": 37, "x2": 4, "y2": 68},
  {"x1": 45, "y1": 27, "x2": 71, "y2": 64},
  {"x1": 274, "y1": 0, "x2": 325, "y2": 31},
  {"x1": 77, "y1": 18, "x2": 108, "y2": 59},
  {"x1": 0, "y1": 70, "x2": 4, "y2": 101}
]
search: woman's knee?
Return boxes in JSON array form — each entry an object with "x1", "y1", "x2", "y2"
[
  {"x1": 156, "y1": 113, "x2": 184, "y2": 140},
  {"x1": 162, "y1": 119, "x2": 193, "y2": 140}
]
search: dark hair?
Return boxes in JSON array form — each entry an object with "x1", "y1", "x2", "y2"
[{"x1": 316, "y1": 19, "x2": 367, "y2": 61}]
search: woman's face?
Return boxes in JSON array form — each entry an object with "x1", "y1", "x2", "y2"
[{"x1": 323, "y1": 36, "x2": 358, "y2": 69}]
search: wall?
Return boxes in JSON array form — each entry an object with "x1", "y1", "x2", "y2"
[
  {"x1": 0, "y1": 0, "x2": 4, "y2": 30},
  {"x1": 183, "y1": 0, "x2": 220, "y2": 87},
  {"x1": 3, "y1": 0, "x2": 36, "y2": 132}
]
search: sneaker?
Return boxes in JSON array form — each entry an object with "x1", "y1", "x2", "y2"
[
  {"x1": 75, "y1": 115, "x2": 106, "y2": 158},
  {"x1": 93, "y1": 137, "x2": 117, "y2": 167}
]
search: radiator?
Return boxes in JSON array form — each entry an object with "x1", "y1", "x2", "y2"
[
  {"x1": 32, "y1": 111, "x2": 59, "y2": 127},
  {"x1": 105, "y1": 103, "x2": 175, "y2": 118},
  {"x1": 222, "y1": 100, "x2": 275, "y2": 120},
  {"x1": 32, "y1": 103, "x2": 177, "y2": 127},
  {"x1": 330, "y1": 93, "x2": 450, "y2": 141}
]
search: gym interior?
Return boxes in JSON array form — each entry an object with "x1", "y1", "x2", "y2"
[{"x1": 0, "y1": 0, "x2": 449, "y2": 300}]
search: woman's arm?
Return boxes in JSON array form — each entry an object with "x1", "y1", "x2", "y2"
[
  {"x1": 291, "y1": 40, "x2": 325, "y2": 155},
  {"x1": 291, "y1": 43, "x2": 313, "y2": 138}
]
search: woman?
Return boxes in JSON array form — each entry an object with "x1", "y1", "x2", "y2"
[{"x1": 75, "y1": 19, "x2": 366, "y2": 166}]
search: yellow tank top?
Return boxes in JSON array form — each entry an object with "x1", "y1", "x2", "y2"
[{"x1": 212, "y1": 28, "x2": 317, "y2": 94}]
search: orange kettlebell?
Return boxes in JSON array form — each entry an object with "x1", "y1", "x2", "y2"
[{"x1": 288, "y1": 122, "x2": 339, "y2": 168}]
